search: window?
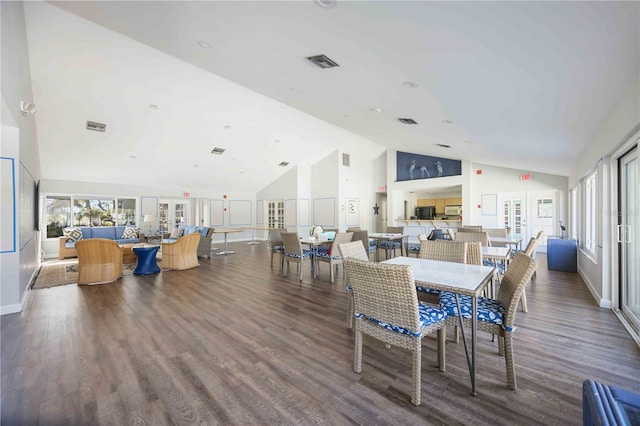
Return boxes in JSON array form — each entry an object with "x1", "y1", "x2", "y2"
[
  {"x1": 537, "y1": 198, "x2": 553, "y2": 218},
  {"x1": 584, "y1": 171, "x2": 597, "y2": 254},
  {"x1": 116, "y1": 198, "x2": 137, "y2": 226},
  {"x1": 570, "y1": 187, "x2": 578, "y2": 240},
  {"x1": 46, "y1": 196, "x2": 71, "y2": 238},
  {"x1": 74, "y1": 198, "x2": 115, "y2": 226}
]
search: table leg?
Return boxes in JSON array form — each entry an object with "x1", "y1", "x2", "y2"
[
  {"x1": 247, "y1": 228, "x2": 260, "y2": 245},
  {"x1": 217, "y1": 232, "x2": 236, "y2": 255},
  {"x1": 454, "y1": 293, "x2": 477, "y2": 396}
]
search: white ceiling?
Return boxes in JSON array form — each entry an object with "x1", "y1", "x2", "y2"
[{"x1": 25, "y1": 1, "x2": 639, "y2": 195}]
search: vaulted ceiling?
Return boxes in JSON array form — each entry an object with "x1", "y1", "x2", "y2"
[{"x1": 25, "y1": 1, "x2": 639, "y2": 195}]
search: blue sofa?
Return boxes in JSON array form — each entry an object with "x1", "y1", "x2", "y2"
[
  {"x1": 162, "y1": 225, "x2": 214, "y2": 258},
  {"x1": 59, "y1": 226, "x2": 142, "y2": 259}
]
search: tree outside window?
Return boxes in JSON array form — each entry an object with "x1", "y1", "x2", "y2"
[
  {"x1": 46, "y1": 196, "x2": 71, "y2": 238},
  {"x1": 74, "y1": 198, "x2": 115, "y2": 227}
]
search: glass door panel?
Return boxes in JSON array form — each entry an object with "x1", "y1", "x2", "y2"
[
  {"x1": 503, "y1": 199, "x2": 524, "y2": 239},
  {"x1": 620, "y1": 147, "x2": 639, "y2": 332}
]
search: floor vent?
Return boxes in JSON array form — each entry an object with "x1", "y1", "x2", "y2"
[
  {"x1": 306, "y1": 54, "x2": 339, "y2": 69},
  {"x1": 398, "y1": 118, "x2": 418, "y2": 125},
  {"x1": 86, "y1": 121, "x2": 106, "y2": 132},
  {"x1": 342, "y1": 153, "x2": 350, "y2": 167}
]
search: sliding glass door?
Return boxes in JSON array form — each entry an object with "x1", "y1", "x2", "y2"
[{"x1": 619, "y1": 146, "x2": 639, "y2": 333}]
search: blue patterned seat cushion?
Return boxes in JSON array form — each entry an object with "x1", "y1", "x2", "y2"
[
  {"x1": 272, "y1": 245, "x2": 284, "y2": 251},
  {"x1": 409, "y1": 243, "x2": 420, "y2": 252},
  {"x1": 316, "y1": 252, "x2": 342, "y2": 260},
  {"x1": 355, "y1": 303, "x2": 447, "y2": 337},
  {"x1": 483, "y1": 259, "x2": 505, "y2": 274},
  {"x1": 285, "y1": 250, "x2": 312, "y2": 259},
  {"x1": 377, "y1": 240, "x2": 401, "y2": 248},
  {"x1": 439, "y1": 292, "x2": 512, "y2": 331},
  {"x1": 416, "y1": 286, "x2": 440, "y2": 295}
]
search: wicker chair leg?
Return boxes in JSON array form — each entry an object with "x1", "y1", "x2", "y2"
[
  {"x1": 498, "y1": 336, "x2": 505, "y2": 356},
  {"x1": 283, "y1": 260, "x2": 288, "y2": 277},
  {"x1": 354, "y1": 328, "x2": 363, "y2": 373},
  {"x1": 411, "y1": 342, "x2": 421, "y2": 405},
  {"x1": 520, "y1": 291, "x2": 528, "y2": 312},
  {"x1": 299, "y1": 262, "x2": 303, "y2": 282},
  {"x1": 330, "y1": 263, "x2": 334, "y2": 283},
  {"x1": 504, "y1": 334, "x2": 517, "y2": 390},
  {"x1": 437, "y1": 327, "x2": 446, "y2": 372},
  {"x1": 346, "y1": 290, "x2": 354, "y2": 329},
  {"x1": 453, "y1": 325, "x2": 460, "y2": 343},
  {"x1": 270, "y1": 252, "x2": 274, "y2": 268}
]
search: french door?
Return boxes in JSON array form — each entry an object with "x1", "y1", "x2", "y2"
[
  {"x1": 503, "y1": 197, "x2": 524, "y2": 239},
  {"x1": 619, "y1": 146, "x2": 639, "y2": 333},
  {"x1": 159, "y1": 200, "x2": 189, "y2": 233}
]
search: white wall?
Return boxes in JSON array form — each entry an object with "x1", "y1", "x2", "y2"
[
  {"x1": 1, "y1": 1, "x2": 42, "y2": 315},
  {"x1": 311, "y1": 151, "x2": 339, "y2": 228},
  {"x1": 338, "y1": 150, "x2": 377, "y2": 231}
]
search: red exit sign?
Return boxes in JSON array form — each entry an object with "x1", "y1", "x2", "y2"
[{"x1": 520, "y1": 173, "x2": 531, "y2": 181}]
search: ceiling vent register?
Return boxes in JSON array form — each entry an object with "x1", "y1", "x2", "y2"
[
  {"x1": 342, "y1": 153, "x2": 350, "y2": 167},
  {"x1": 211, "y1": 147, "x2": 226, "y2": 155},
  {"x1": 306, "y1": 54, "x2": 340, "y2": 69},
  {"x1": 398, "y1": 118, "x2": 418, "y2": 125},
  {"x1": 86, "y1": 121, "x2": 106, "y2": 132}
]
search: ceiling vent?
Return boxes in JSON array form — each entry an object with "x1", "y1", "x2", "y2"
[
  {"x1": 278, "y1": 161, "x2": 290, "y2": 167},
  {"x1": 342, "y1": 153, "x2": 350, "y2": 167},
  {"x1": 436, "y1": 144, "x2": 452, "y2": 148},
  {"x1": 211, "y1": 147, "x2": 225, "y2": 155},
  {"x1": 398, "y1": 118, "x2": 418, "y2": 125},
  {"x1": 86, "y1": 121, "x2": 106, "y2": 132},
  {"x1": 306, "y1": 54, "x2": 339, "y2": 69}
]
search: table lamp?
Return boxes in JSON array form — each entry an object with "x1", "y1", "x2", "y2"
[{"x1": 143, "y1": 214, "x2": 156, "y2": 235}]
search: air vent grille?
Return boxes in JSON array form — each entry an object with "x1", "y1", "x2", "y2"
[
  {"x1": 278, "y1": 161, "x2": 290, "y2": 167},
  {"x1": 306, "y1": 54, "x2": 339, "y2": 69},
  {"x1": 211, "y1": 147, "x2": 225, "y2": 155},
  {"x1": 342, "y1": 153, "x2": 350, "y2": 167},
  {"x1": 398, "y1": 118, "x2": 418, "y2": 125},
  {"x1": 86, "y1": 121, "x2": 106, "y2": 132},
  {"x1": 436, "y1": 143, "x2": 451, "y2": 148}
]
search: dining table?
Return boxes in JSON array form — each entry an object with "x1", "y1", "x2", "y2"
[
  {"x1": 368, "y1": 232, "x2": 409, "y2": 260},
  {"x1": 382, "y1": 256, "x2": 495, "y2": 396},
  {"x1": 489, "y1": 236, "x2": 523, "y2": 251},
  {"x1": 241, "y1": 226, "x2": 273, "y2": 245},
  {"x1": 213, "y1": 228, "x2": 243, "y2": 255}
]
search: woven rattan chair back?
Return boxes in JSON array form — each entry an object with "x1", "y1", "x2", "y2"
[
  {"x1": 484, "y1": 228, "x2": 508, "y2": 239},
  {"x1": 268, "y1": 228, "x2": 286, "y2": 269},
  {"x1": 418, "y1": 240, "x2": 467, "y2": 264},
  {"x1": 344, "y1": 257, "x2": 447, "y2": 405},
  {"x1": 317, "y1": 232, "x2": 354, "y2": 283},
  {"x1": 347, "y1": 227, "x2": 361, "y2": 232},
  {"x1": 417, "y1": 233, "x2": 428, "y2": 242},
  {"x1": 523, "y1": 237, "x2": 538, "y2": 256},
  {"x1": 465, "y1": 241, "x2": 483, "y2": 266},
  {"x1": 455, "y1": 231, "x2": 491, "y2": 247},
  {"x1": 386, "y1": 226, "x2": 404, "y2": 234},
  {"x1": 281, "y1": 232, "x2": 303, "y2": 257},
  {"x1": 458, "y1": 226, "x2": 482, "y2": 233},
  {"x1": 497, "y1": 252, "x2": 538, "y2": 327},
  {"x1": 338, "y1": 241, "x2": 369, "y2": 261}
]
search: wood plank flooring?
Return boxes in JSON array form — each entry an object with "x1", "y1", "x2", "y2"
[{"x1": 2, "y1": 242, "x2": 639, "y2": 425}]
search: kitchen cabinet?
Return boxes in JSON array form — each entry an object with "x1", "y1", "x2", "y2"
[
  {"x1": 417, "y1": 198, "x2": 435, "y2": 207},
  {"x1": 435, "y1": 199, "x2": 446, "y2": 214},
  {"x1": 445, "y1": 197, "x2": 462, "y2": 206}
]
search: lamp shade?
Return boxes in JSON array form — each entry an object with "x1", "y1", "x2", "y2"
[{"x1": 143, "y1": 214, "x2": 155, "y2": 223}]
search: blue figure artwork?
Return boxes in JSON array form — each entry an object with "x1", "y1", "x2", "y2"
[
  {"x1": 420, "y1": 166, "x2": 430, "y2": 178},
  {"x1": 435, "y1": 161, "x2": 443, "y2": 177},
  {"x1": 409, "y1": 160, "x2": 416, "y2": 179}
]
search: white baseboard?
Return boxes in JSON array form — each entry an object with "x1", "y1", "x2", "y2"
[{"x1": 578, "y1": 267, "x2": 611, "y2": 308}]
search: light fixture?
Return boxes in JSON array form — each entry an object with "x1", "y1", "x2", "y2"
[
  {"x1": 20, "y1": 101, "x2": 37, "y2": 116},
  {"x1": 148, "y1": 104, "x2": 158, "y2": 110},
  {"x1": 143, "y1": 214, "x2": 156, "y2": 235},
  {"x1": 442, "y1": 120, "x2": 453, "y2": 124},
  {"x1": 314, "y1": 0, "x2": 336, "y2": 8},
  {"x1": 198, "y1": 41, "x2": 211, "y2": 49},
  {"x1": 371, "y1": 107, "x2": 382, "y2": 113},
  {"x1": 402, "y1": 81, "x2": 418, "y2": 88}
]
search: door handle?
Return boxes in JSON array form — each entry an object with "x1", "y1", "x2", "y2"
[{"x1": 617, "y1": 225, "x2": 623, "y2": 243}]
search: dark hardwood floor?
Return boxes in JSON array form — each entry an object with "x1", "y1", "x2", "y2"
[{"x1": 2, "y1": 242, "x2": 639, "y2": 425}]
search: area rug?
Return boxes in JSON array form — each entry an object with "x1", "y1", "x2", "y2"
[{"x1": 32, "y1": 259, "x2": 135, "y2": 289}]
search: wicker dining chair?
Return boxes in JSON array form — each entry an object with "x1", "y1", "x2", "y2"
[
  {"x1": 280, "y1": 232, "x2": 313, "y2": 282},
  {"x1": 316, "y1": 232, "x2": 353, "y2": 283},
  {"x1": 338, "y1": 241, "x2": 371, "y2": 329},
  {"x1": 408, "y1": 233, "x2": 428, "y2": 257},
  {"x1": 351, "y1": 230, "x2": 376, "y2": 259},
  {"x1": 376, "y1": 226, "x2": 404, "y2": 260},
  {"x1": 439, "y1": 252, "x2": 537, "y2": 390},
  {"x1": 268, "y1": 228, "x2": 286, "y2": 270},
  {"x1": 455, "y1": 230, "x2": 491, "y2": 247},
  {"x1": 344, "y1": 257, "x2": 448, "y2": 405}
]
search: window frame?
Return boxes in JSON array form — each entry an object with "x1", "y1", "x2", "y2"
[{"x1": 583, "y1": 170, "x2": 598, "y2": 255}]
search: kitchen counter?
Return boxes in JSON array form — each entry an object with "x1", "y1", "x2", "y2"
[{"x1": 398, "y1": 219, "x2": 462, "y2": 226}]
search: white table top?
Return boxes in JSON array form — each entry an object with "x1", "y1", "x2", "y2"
[
  {"x1": 299, "y1": 236, "x2": 332, "y2": 246},
  {"x1": 369, "y1": 233, "x2": 407, "y2": 240},
  {"x1": 241, "y1": 226, "x2": 276, "y2": 231},
  {"x1": 481, "y1": 246, "x2": 511, "y2": 259},
  {"x1": 490, "y1": 236, "x2": 522, "y2": 244},
  {"x1": 382, "y1": 256, "x2": 495, "y2": 297},
  {"x1": 213, "y1": 228, "x2": 244, "y2": 234}
]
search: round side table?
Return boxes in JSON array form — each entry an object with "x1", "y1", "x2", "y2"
[{"x1": 133, "y1": 245, "x2": 161, "y2": 275}]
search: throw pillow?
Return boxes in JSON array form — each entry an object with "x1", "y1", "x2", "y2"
[
  {"x1": 169, "y1": 228, "x2": 184, "y2": 239},
  {"x1": 63, "y1": 227, "x2": 83, "y2": 242},
  {"x1": 121, "y1": 226, "x2": 139, "y2": 239}
]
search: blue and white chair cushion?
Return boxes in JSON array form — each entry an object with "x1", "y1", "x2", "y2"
[
  {"x1": 285, "y1": 250, "x2": 312, "y2": 259},
  {"x1": 483, "y1": 259, "x2": 506, "y2": 274},
  {"x1": 272, "y1": 245, "x2": 284, "y2": 251},
  {"x1": 377, "y1": 240, "x2": 401, "y2": 248},
  {"x1": 416, "y1": 286, "x2": 440, "y2": 295},
  {"x1": 439, "y1": 292, "x2": 512, "y2": 331},
  {"x1": 408, "y1": 243, "x2": 421, "y2": 252},
  {"x1": 316, "y1": 252, "x2": 342, "y2": 260},
  {"x1": 354, "y1": 303, "x2": 447, "y2": 337}
]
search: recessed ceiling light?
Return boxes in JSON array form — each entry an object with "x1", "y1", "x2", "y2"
[
  {"x1": 402, "y1": 81, "x2": 418, "y2": 88},
  {"x1": 211, "y1": 147, "x2": 225, "y2": 155},
  {"x1": 274, "y1": 139, "x2": 280, "y2": 143},
  {"x1": 129, "y1": 155, "x2": 137, "y2": 159},
  {"x1": 240, "y1": 171, "x2": 245, "y2": 174},
  {"x1": 148, "y1": 104, "x2": 158, "y2": 110},
  {"x1": 314, "y1": 0, "x2": 337, "y2": 8},
  {"x1": 464, "y1": 140, "x2": 473, "y2": 144},
  {"x1": 436, "y1": 143, "x2": 452, "y2": 148},
  {"x1": 223, "y1": 125, "x2": 231, "y2": 130},
  {"x1": 290, "y1": 87, "x2": 300, "y2": 93},
  {"x1": 193, "y1": 164, "x2": 199, "y2": 168},
  {"x1": 371, "y1": 107, "x2": 382, "y2": 113},
  {"x1": 343, "y1": 114, "x2": 350, "y2": 118},
  {"x1": 279, "y1": 161, "x2": 290, "y2": 167},
  {"x1": 198, "y1": 41, "x2": 211, "y2": 49},
  {"x1": 442, "y1": 120, "x2": 453, "y2": 124}
]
